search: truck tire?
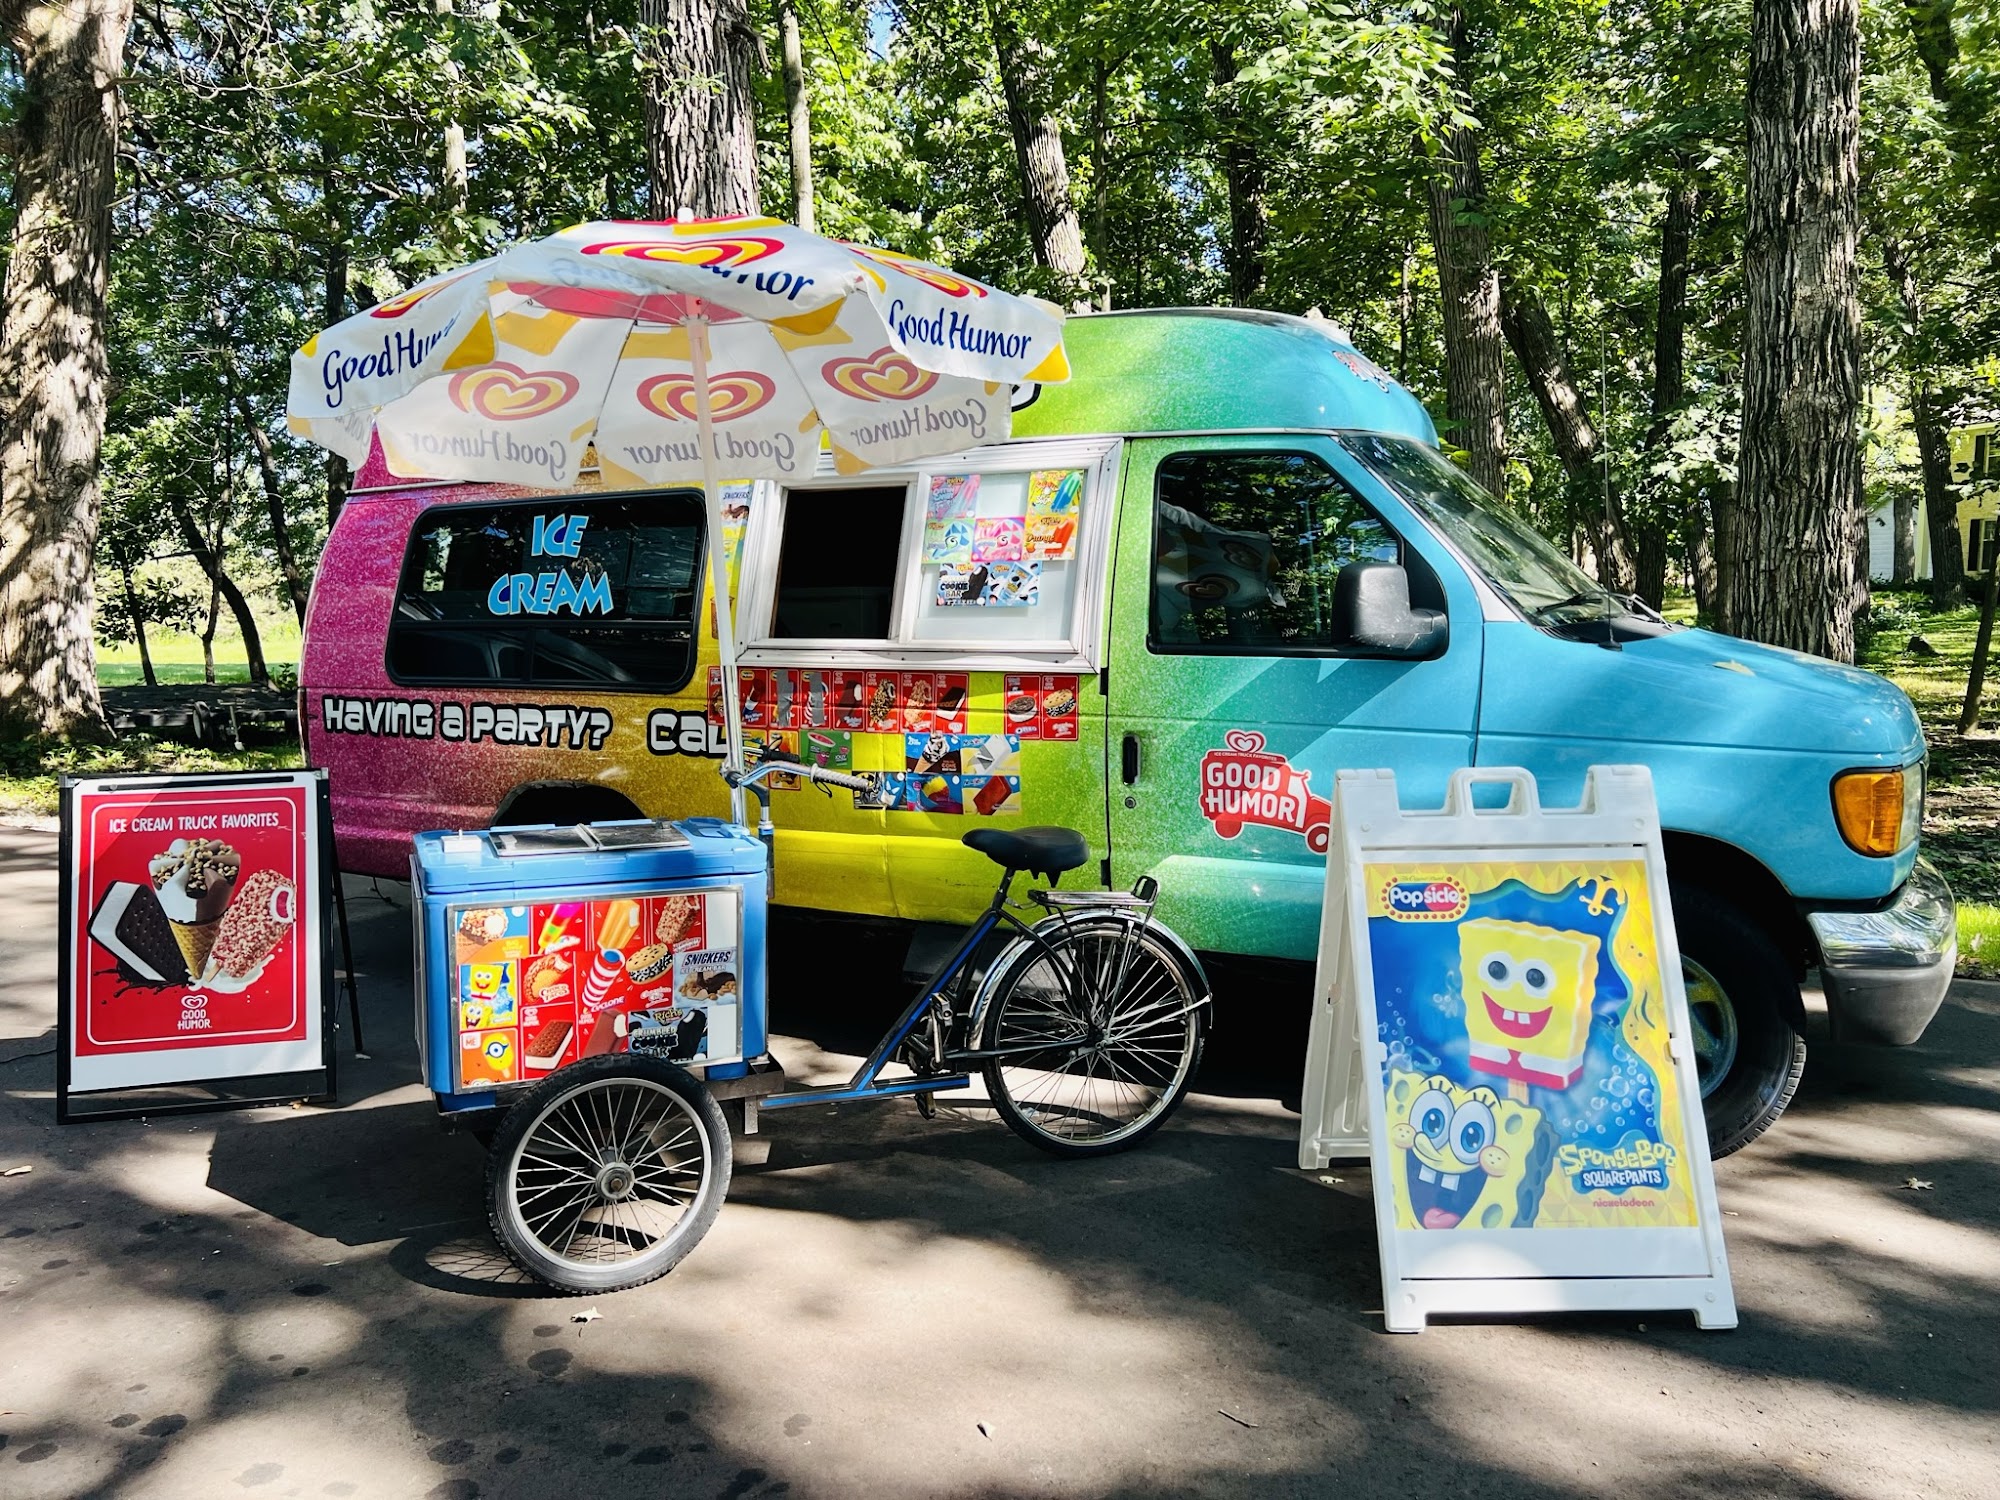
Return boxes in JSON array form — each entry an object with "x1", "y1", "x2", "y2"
[{"x1": 1670, "y1": 882, "x2": 1807, "y2": 1158}]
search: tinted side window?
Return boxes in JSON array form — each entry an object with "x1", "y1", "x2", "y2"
[
  {"x1": 390, "y1": 495, "x2": 704, "y2": 691},
  {"x1": 1150, "y1": 452, "x2": 1400, "y2": 652}
]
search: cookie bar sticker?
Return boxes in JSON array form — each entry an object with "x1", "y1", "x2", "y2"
[{"x1": 1199, "y1": 730, "x2": 1332, "y2": 852}]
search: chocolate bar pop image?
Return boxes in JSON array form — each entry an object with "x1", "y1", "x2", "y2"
[{"x1": 148, "y1": 838, "x2": 241, "y2": 978}]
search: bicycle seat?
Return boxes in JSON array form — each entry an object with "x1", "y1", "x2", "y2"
[{"x1": 962, "y1": 826, "x2": 1091, "y2": 882}]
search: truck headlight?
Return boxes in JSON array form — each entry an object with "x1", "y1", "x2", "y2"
[{"x1": 1831, "y1": 764, "x2": 1923, "y2": 857}]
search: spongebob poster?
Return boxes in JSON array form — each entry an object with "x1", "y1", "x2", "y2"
[{"x1": 1364, "y1": 857, "x2": 1699, "y2": 1232}]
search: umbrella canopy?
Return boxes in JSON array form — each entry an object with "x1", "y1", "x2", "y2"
[
  {"x1": 285, "y1": 216, "x2": 1069, "y2": 490},
  {"x1": 283, "y1": 216, "x2": 1070, "y2": 822}
]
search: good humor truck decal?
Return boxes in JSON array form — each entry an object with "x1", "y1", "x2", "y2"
[{"x1": 1198, "y1": 730, "x2": 1333, "y2": 853}]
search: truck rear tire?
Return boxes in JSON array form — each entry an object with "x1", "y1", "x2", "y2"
[{"x1": 1670, "y1": 883, "x2": 1807, "y2": 1158}]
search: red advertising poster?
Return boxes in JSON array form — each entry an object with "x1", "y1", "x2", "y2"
[
  {"x1": 61, "y1": 772, "x2": 330, "y2": 1113},
  {"x1": 447, "y1": 888, "x2": 742, "y2": 1086}
]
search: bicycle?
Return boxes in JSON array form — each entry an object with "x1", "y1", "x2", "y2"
[{"x1": 482, "y1": 747, "x2": 1211, "y2": 1293}]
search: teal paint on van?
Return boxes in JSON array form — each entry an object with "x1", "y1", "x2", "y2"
[{"x1": 1014, "y1": 309, "x2": 1438, "y2": 444}]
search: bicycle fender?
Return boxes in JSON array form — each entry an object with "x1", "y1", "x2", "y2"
[{"x1": 964, "y1": 910, "x2": 1213, "y2": 1040}]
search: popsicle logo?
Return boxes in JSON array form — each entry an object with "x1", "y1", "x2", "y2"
[
  {"x1": 582, "y1": 236, "x2": 784, "y2": 270},
  {"x1": 846, "y1": 244, "x2": 989, "y2": 298},
  {"x1": 1197, "y1": 729, "x2": 1332, "y2": 853},
  {"x1": 1382, "y1": 877, "x2": 1470, "y2": 922},
  {"x1": 637, "y1": 370, "x2": 775, "y2": 422},
  {"x1": 822, "y1": 347, "x2": 939, "y2": 403},
  {"x1": 448, "y1": 362, "x2": 580, "y2": 421}
]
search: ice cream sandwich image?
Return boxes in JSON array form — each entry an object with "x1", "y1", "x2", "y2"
[{"x1": 89, "y1": 881, "x2": 191, "y2": 986}]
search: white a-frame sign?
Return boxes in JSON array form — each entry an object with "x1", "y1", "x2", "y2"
[{"x1": 1300, "y1": 766, "x2": 1736, "y2": 1333}]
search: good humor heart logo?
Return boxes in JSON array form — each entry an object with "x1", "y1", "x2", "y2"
[
  {"x1": 846, "y1": 244, "x2": 989, "y2": 299},
  {"x1": 448, "y1": 362, "x2": 581, "y2": 421},
  {"x1": 368, "y1": 280, "x2": 456, "y2": 319},
  {"x1": 1224, "y1": 729, "x2": 1266, "y2": 754},
  {"x1": 582, "y1": 236, "x2": 784, "y2": 270},
  {"x1": 821, "y1": 347, "x2": 939, "y2": 403},
  {"x1": 637, "y1": 370, "x2": 777, "y2": 423}
]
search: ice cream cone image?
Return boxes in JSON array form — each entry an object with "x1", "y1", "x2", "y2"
[{"x1": 149, "y1": 838, "x2": 241, "y2": 981}]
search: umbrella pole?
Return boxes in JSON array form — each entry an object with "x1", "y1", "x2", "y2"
[{"x1": 688, "y1": 309, "x2": 748, "y2": 827}]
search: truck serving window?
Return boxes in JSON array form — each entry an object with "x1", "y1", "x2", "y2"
[
  {"x1": 768, "y1": 484, "x2": 907, "y2": 639},
  {"x1": 1150, "y1": 451, "x2": 1402, "y2": 653},
  {"x1": 389, "y1": 494, "x2": 704, "y2": 691}
]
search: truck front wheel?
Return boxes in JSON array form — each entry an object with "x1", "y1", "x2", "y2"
[{"x1": 1671, "y1": 883, "x2": 1807, "y2": 1158}]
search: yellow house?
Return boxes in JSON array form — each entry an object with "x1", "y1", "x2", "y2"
[{"x1": 1950, "y1": 422, "x2": 2000, "y2": 573}]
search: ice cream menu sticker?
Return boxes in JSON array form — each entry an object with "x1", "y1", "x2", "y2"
[
  {"x1": 60, "y1": 772, "x2": 331, "y2": 1114},
  {"x1": 449, "y1": 887, "x2": 743, "y2": 1091}
]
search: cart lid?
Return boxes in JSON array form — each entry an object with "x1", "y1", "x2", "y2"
[{"x1": 413, "y1": 817, "x2": 765, "y2": 894}]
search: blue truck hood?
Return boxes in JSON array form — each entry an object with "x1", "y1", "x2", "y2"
[{"x1": 1482, "y1": 623, "x2": 1926, "y2": 762}]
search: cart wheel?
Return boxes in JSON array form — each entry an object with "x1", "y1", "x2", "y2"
[{"x1": 485, "y1": 1055, "x2": 731, "y2": 1294}]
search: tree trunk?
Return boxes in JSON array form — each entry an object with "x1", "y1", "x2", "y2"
[
  {"x1": 991, "y1": 1, "x2": 1087, "y2": 294},
  {"x1": 1637, "y1": 181, "x2": 1701, "y2": 607},
  {"x1": 1891, "y1": 487, "x2": 1917, "y2": 584},
  {"x1": 0, "y1": 0, "x2": 129, "y2": 741},
  {"x1": 1960, "y1": 557, "x2": 1998, "y2": 734},
  {"x1": 778, "y1": 0, "x2": 815, "y2": 232},
  {"x1": 1424, "y1": 8, "x2": 1507, "y2": 498},
  {"x1": 1880, "y1": 234, "x2": 1966, "y2": 605},
  {"x1": 641, "y1": 0, "x2": 760, "y2": 219},
  {"x1": 170, "y1": 491, "x2": 269, "y2": 689},
  {"x1": 322, "y1": 228, "x2": 352, "y2": 525},
  {"x1": 1210, "y1": 38, "x2": 1267, "y2": 307},
  {"x1": 232, "y1": 385, "x2": 310, "y2": 623},
  {"x1": 1728, "y1": 0, "x2": 1864, "y2": 662},
  {"x1": 119, "y1": 557, "x2": 156, "y2": 688},
  {"x1": 1396, "y1": 244, "x2": 1414, "y2": 387},
  {"x1": 1501, "y1": 281, "x2": 1638, "y2": 593},
  {"x1": 1688, "y1": 523, "x2": 1720, "y2": 622},
  {"x1": 201, "y1": 568, "x2": 219, "y2": 684}
]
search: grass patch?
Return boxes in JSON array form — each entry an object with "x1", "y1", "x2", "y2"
[
  {"x1": 1856, "y1": 586, "x2": 2000, "y2": 977},
  {"x1": 0, "y1": 734, "x2": 302, "y2": 821},
  {"x1": 96, "y1": 613, "x2": 301, "y2": 688},
  {"x1": 1961, "y1": 904, "x2": 2000, "y2": 979}
]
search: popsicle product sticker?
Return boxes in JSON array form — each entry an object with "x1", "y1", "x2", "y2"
[
  {"x1": 1002, "y1": 675, "x2": 1081, "y2": 740},
  {"x1": 654, "y1": 893, "x2": 706, "y2": 952},
  {"x1": 459, "y1": 961, "x2": 519, "y2": 1029},
  {"x1": 533, "y1": 902, "x2": 585, "y2": 955},
  {"x1": 738, "y1": 667, "x2": 770, "y2": 728},
  {"x1": 906, "y1": 733, "x2": 963, "y2": 776},
  {"x1": 966, "y1": 734, "x2": 1022, "y2": 779},
  {"x1": 831, "y1": 670, "x2": 871, "y2": 730},
  {"x1": 800, "y1": 729, "x2": 854, "y2": 770},
  {"x1": 522, "y1": 952, "x2": 573, "y2": 1004},
  {"x1": 901, "y1": 672, "x2": 940, "y2": 732},
  {"x1": 923, "y1": 474, "x2": 980, "y2": 562},
  {"x1": 1026, "y1": 469, "x2": 1082, "y2": 559},
  {"x1": 795, "y1": 669, "x2": 833, "y2": 729},
  {"x1": 934, "y1": 675, "x2": 970, "y2": 732},
  {"x1": 972, "y1": 516, "x2": 1025, "y2": 563},
  {"x1": 521, "y1": 1008, "x2": 575, "y2": 1071},
  {"x1": 980, "y1": 560, "x2": 1040, "y2": 606},
  {"x1": 864, "y1": 671, "x2": 900, "y2": 732},
  {"x1": 972, "y1": 775, "x2": 1022, "y2": 816},
  {"x1": 459, "y1": 1027, "x2": 519, "y2": 1089}
]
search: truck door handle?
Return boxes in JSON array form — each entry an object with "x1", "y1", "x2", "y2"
[{"x1": 1121, "y1": 733, "x2": 1142, "y2": 785}]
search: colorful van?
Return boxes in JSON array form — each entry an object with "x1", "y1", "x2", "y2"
[{"x1": 303, "y1": 307, "x2": 1956, "y2": 1155}]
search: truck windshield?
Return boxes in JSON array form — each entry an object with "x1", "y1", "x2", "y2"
[{"x1": 1339, "y1": 433, "x2": 1623, "y2": 622}]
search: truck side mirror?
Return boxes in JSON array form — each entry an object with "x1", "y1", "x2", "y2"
[{"x1": 1332, "y1": 560, "x2": 1447, "y2": 658}]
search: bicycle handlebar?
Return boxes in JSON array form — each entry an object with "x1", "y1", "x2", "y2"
[{"x1": 724, "y1": 751, "x2": 884, "y2": 801}]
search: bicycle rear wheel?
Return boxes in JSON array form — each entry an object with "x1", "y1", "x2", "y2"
[
  {"x1": 979, "y1": 916, "x2": 1206, "y2": 1157},
  {"x1": 485, "y1": 1054, "x2": 730, "y2": 1293}
]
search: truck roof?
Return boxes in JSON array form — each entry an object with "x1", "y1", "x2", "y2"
[{"x1": 1012, "y1": 307, "x2": 1439, "y2": 446}]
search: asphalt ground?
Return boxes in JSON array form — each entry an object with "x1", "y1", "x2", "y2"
[{"x1": 0, "y1": 823, "x2": 1996, "y2": 1499}]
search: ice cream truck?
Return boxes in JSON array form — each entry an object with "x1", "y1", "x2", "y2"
[{"x1": 301, "y1": 306, "x2": 1956, "y2": 1156}]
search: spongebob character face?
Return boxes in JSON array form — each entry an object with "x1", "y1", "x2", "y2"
[
  {"x1": 1458, "y1": 918, "x2": 1599, "y2": 1090},
  {"x1": 1385, "y1": 1069, "x2": 1548, "y2": 1229}
]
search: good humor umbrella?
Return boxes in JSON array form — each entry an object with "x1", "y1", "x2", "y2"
[{"x1": 284, "y1": 214, "x2": 1070, "y2": 814}]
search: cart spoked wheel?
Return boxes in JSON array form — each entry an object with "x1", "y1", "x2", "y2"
[{"x1": 485, "y1": 1055, "x2": 732, "y2": 1294}]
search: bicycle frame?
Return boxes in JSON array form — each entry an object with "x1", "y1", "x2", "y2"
[{"x1": 757, "y1": 868, "x2": 1101, "y2": 1112}]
